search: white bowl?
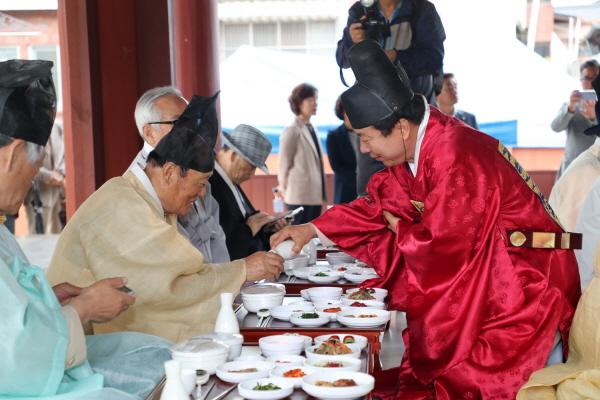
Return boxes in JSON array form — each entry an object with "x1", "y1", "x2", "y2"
[
  {"x1": 316, "y1": 305, "x2": 346, "y2": 322},
  {"x1": 304, "y1": 357, "x2": 362, "y2": 372},
  {"x1": 343, "y1": 270, "x2": 379, "y2": 283},
  {"x1": 238, "y1": 377, "x2": 294, "y2": 400},
  {"x1": 300, "y1": 289, "x2": 310, "y2": 300},
  {"x1": 216, "y1": 360, "x2": 274, "y2": 383},
  {"x1": 170, "y1": 338, "x2": 229, "y2": 374},
  {"x1": 346, "y1": 287, "x2": 388, "y2": 301},
  {"x1": 308, "y1": 270, "x2": 344, "y2": 284},
  {"x1": 259, "y1": 335, "x2": 305, "y2": 357},
  {"x1": 242, "y1": 295, "x2": 285, "y2": 313},
  {"x1": 242, "y1": 283, "x2": 286, "y2": 297},
  {"x1": 289, "y1": 311, "x2": 330, "y2": 328},
  {"x1": 266, "y1": 354, "x2": 307, "y2": 367},
  {"x1": 191, "y1": 332, "x2": 244, "y2": 361},
  {"x1": 302, "y1": 371, "x2": 374, "y2": 399},
  {"x1": 295, "y1": 265, "x2": 329, "y2": 280},
  {"x1": 270, "y1": 302, "x2": 315, "y2": 321},
  {"x1": 307, "y1": 287, "x2": 343, "y2": 302},
  {"x1": 281, "y1": 333, "x2": 313, "y2": 348},
  {"x1": 340, "y1": 297, "x2": 385, "y2": 309},
  {"x1": 272, "y1": 240, "x2": 298, "y2": 259},
  {"x1": 314, "y1": 334, "x2": 368, "y2": 351},
  {"x1": 270, "y1": 365, "x2": 316, "y2": 388},
  {"x1": 336, "y1": 309, "x2": 391, "y2": 328},
  {"x1": 326, "y1": 252, "x2": 354, "y2": 265},
  {"x1": 304, "y1": 343, "x2": 362, "y2": 362}
]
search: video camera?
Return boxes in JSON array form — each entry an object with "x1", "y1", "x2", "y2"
[{"x1": 360, "y1": 0, "x2": 391, "y2": 43}]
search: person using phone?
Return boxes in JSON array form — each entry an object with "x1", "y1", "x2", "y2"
[
  {"x1": 551, "y1": 59, "x2": 599, "y2": 179},
  {"x1": 211, "y1": 124, "x2": 289, "y2": 260}
]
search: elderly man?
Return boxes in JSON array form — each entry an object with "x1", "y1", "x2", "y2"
[
  {"x1": 272, "y1": 41, "x2": 580, "y2": 399},
  {"x1": 130, "y1": 86, "x2": 229, "y2": 262},
  {"x1": 0, "y1": 60, "x2": 169, "y2": 399},
  {"x1": 47, "y1": 94, "x2": 283, "y2": 342},
  {"x1": 436, "y1": 73, "x2": 478, "y2": 129},
  {"x1": 211, "y1": 124, "x2": 287, "y2": 259},
  {"x1": 552, "y1": 59, "x2": 599, "y2": 179}
]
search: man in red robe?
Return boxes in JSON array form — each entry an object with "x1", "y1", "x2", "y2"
[{"x1": 271, "y1": 40, "x2": 581, "y2": 399}]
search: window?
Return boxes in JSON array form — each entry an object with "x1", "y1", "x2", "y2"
[
  {"x1": 0, "y1": 47, "x2": 18, "y2": 61},
  {"x1": 220, "y1": 19, "x2": 336, "y2": 59},
  {"x1": 29, "y1": 45, "x2": 61, "y2": 108}
]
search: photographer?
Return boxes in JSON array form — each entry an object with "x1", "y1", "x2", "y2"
[{"x1": 336, "y1": 0, "x2": 445, "y2": 102}]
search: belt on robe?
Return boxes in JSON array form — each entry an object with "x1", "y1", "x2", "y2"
[{"x1": 507, "y1": 230, "x2": 582, "y2": 250}]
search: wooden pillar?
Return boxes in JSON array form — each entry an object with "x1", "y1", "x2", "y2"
[
  {"x1": 171, "y1": 0, "x2": 220, "y2": 98},
  {"x1": 58, "y1": 0, "x2": 172, "y2": 216}
]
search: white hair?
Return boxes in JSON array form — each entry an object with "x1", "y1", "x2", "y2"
[
  {"x1": 0, "y1": 133, "x2": 45, "y2": 164},
  {"x1": 134, "y1": 86, "x2": 184, "y2": 138}
]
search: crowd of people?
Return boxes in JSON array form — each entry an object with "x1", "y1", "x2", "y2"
[{"x1": 1, "y1": 0, "x2": 599, "y2": 399}]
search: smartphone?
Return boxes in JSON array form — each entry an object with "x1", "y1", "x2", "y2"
[
  {"x1": 267, "y1": 207, "x2": 304, "y2": 226},
  {"x1": 580, "y1": 90, "x2": 597, "y2": 101},
  {"x1": 118, "y1": 285, "x2": 135, "y2": 296}
]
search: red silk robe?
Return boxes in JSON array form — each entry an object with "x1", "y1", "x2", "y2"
[{"x1": 313, "y1": 108, "x2": 581, "y2": 399}]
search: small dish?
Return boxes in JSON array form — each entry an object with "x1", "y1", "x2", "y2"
[
  {"x1": 316, "y1": 305, "x2": 346, "y2": 322},
  {"x1": 289, "y1": 311, "x2": 330, "y2": 328},
  {"x1": 336, "y1": 309, "x2": 391, "y2": 328},
  {"x1": 314, "y1": 334, "x2": 368, "y2": 351},
  {"x1": 302, "y1": 371, "x2": 374, "y2": 399},
  {"x1": 340, "y1": 297, "x2": 385, "y2": 309},
  {"x1": 216, "y1": 360, "x2": 274, "y2": 383},
  {"x1": 304, "y1": 357, "x2": 362, "y2": 372},
  {"x1": 270, "y1": 365, "x2": 315, "y2": 388},
  {"x1": 304, "y1": 343, "x2": 362, "y2": 362},
  {"x1": 343, "y1": 270, "x2": 379, "y2": 283},
  {"x1": 326, "y1": 252, "x2": 355, "y2": 265},
  {"x1": 308, "y1": 271, "x2": 343, "y2": 284},
  {"x1": 345, "y1": 287, "x2": 388, "y2": 302},
  {"x1": 270, "y1": 302, "x2": 315, "y2": 321},
  {"x1": 266, "y1": 354, "x2": 307, "y2": 367},
  {"x1": 238, "y1": 377, "x2": 294, "y2": 400}
]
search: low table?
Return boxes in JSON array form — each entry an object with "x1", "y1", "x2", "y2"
[
  {"x1": 147, "y1": 345, "x2": 374, "y2": 400},
  {"x1": 237, "y1": 297, "x2": 388, "y2": 374}
]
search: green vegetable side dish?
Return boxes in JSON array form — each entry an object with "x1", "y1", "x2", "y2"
[
  {"x1": 315, "y1": 272, "x2": 329, "y2": 277},
  {"x1": 301, "y1": 312, "x2": 319, "y2": 319},
  {"x1": 253, "y1": 382, "x2": 281, "y2": 391}
]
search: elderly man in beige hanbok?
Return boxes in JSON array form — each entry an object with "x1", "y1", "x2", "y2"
[
  {"x1": 549, "y1": 136, "x2": 600, "y2": 231},
  {"x1": 517, "y1": 241, "x2": 600, "y2": 399},
  {"x1": 47, "y1": 94, "x2": 284, "y2": 342}
]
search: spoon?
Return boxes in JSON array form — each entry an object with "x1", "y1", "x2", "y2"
[{"x1": 256, "y1": 308, "x2": 270, "y2": 327}]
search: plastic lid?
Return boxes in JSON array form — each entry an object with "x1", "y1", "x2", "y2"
[{"x1": 171, "y1": 338, "x2": 229, "y2": 358}]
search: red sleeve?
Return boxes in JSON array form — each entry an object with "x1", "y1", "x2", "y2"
[{"x1": 313, "y1": 166, "x2": 418, "y2": 310}]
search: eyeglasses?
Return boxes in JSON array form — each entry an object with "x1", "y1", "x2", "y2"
[{"x1": 147, "y1": 120, "x2": 178, "y2": 125}]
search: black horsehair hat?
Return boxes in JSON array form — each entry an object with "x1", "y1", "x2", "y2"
[
  {"x1": 341, "y1": 40, "x2": 413, "y2": 130},
  {"x1": 584, "y1": 74, "x2": 600, "y2": 137},
  {"x1": 149, "y1": 92, "x2": 219, "y2": 173},
  {"x1": 0, "y1": 59, "x2": 56, "y2": 146}
]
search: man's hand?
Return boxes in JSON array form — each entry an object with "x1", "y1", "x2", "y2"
[
  {"x1": 246, "y1": 212, "x2": 273, "y2": 236},
  {"x1": 244, "y1": 251, "x2": 284, "y2": 281},
  {"x1": 270, "y1": 224, "x2": 317, "y2": 255},
  {"x1": 385, "y1": 49, "x2": 397, "y2": 62},
  {"x1": 383, "y1": 211, "x2": 400, "y2": 233},
  {"x1": 581, "y1": 100, "x2": 597, "y2": 120},
  {"x1": 53, "y1": 282, "x2": 82, "y2": 306},
  {"x1": 349, "y1": 22, "x2": 366, "y2": 44},
  {"x1": 568, "y1": 90, "x2": 582, "y2": 113},
  {"x1": 49, "y1": 171, "x2": 65, "y2": 187},
  {"x1": 69, "y1": 277, "x2": 135, "y2": 324}
]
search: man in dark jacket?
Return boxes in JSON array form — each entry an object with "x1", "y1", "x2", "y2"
[
  {"x1": 211, "y1": 124, "x2": 287, "y2": 259},
  {"x1": 327, "y1": 96, "x2": 357, "y2": 203},
  {"x1": 336, "y1": 0, "x2": 445, "y2": 102}
]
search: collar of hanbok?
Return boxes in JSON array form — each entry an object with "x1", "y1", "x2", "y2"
[
  {"x1": 409, "y1": 95, "x2": 430, "y2": 176},
  {"x1": 130, "y1": 162, "x2": 165, "y2": 219}
]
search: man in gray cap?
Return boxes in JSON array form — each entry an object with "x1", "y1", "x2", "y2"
[
  {"x1": 47, "y1": 97, "x2": 284, "y2": 342},
  {"x1": 0, "y1": 59, "x2": 170, "y2": 400},
  {"x1": 211, "y1": 124, "x2": 288, "y2": 259}
]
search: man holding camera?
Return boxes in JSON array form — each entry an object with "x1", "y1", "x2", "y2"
[{"x1": 336, "y1": 0, "x2": 445, "y2": 103}]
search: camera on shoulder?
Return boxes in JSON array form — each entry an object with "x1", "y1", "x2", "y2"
[{"x1": 359, "y1": 0, "x2": 391, "y2": 43}]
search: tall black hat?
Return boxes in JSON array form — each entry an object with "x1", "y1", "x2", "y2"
[
  {"x1": 150, "y1": 92, "x2": 219, "y2": 172},
  {"x1": 584, "y1": 74, "x2": 600, "y2": 137},
  {"x1": 341, "y1": 40, "x2": 413, "y2": 129},
  {"x1": 0, "y1": 59, "x2": 56, "y2": 146}
]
